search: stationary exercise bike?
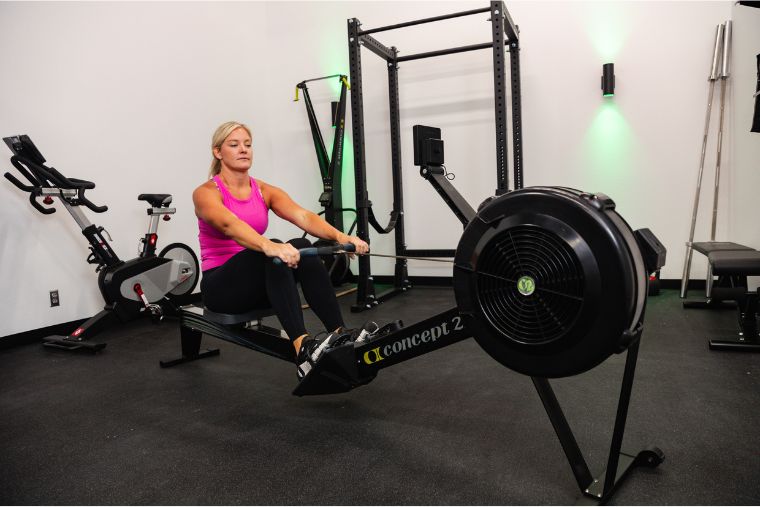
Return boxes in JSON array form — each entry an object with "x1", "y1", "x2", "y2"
[{"x1": 4, "y1": 135, "x2": 200, "y2": 351}]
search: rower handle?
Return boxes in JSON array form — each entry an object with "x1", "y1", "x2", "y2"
[{"x1": 273, "y1": 242, "x2": 355, "y2": 266}]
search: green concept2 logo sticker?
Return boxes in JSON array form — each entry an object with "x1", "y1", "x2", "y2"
[{"x1": 517, "y1": 276, "x2": 536, "y2": 296}]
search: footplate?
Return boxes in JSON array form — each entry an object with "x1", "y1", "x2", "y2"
[{"x1": 293, "y1": 342, "x2": 376, "y2": 396}]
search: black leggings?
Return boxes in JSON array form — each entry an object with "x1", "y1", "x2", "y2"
[{"x1": 200, "y1": 238, "x2": 344, "y2": 341}]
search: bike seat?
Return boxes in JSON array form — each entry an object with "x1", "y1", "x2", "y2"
[{"x1": 138, "y1": 194, "x2": 172, "y2": 207}]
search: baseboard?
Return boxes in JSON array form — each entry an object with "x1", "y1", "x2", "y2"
[
  {"x1": 0, "y1": 318, "x2": 87, "y2": 350},
  {"x1": 660, "y1": 279, "x2": 705, "y2": 290},
  {"x1": 0, "y1": 293, "x2": 203, "y2": 350}
]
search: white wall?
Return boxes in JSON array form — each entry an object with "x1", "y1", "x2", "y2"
[
  {"x1": 0, "y1": 2, "x2": 270, "y2": 335},
  {"x1": 0, "y1": 1, "x2": 744, "y2": 337}
]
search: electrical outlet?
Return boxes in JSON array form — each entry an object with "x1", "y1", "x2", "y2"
[{"x1": 50, "y1": 290, "x2": 59, "y2": 307}]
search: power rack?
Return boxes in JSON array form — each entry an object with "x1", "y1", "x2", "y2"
[{"x1": 347, "y1": 1, "x2": 523, "y2": 312}]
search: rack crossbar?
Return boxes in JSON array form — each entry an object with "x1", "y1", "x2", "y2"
[
  {"x1": 358, "y1": 33, "x2": 395, "y2": 60},
  {"x1": 396, "y1": 41, "x2": 505, "y2": 63},
  {"x1": 357, "y1": 7, "x2": 491, "y2": 36}
]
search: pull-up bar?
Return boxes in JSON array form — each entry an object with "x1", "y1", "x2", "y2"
[
  {"x1": 357, "y1": 6, "x2": 491, "y2": 36},
  {"x1": 296, "y1": 74, "x2": 347, "y2": 87},
  {"x1": 396, "y1": 40, "x2": 507, "y2": 63}
]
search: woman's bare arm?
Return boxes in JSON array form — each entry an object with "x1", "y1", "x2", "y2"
[{"x1": 261, "y1": 181, "x2": 354, "y2": 244}]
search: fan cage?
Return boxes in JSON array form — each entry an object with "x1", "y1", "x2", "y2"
[{"x1": 475, "y1": 225, "x2": 585, "y2": 345}]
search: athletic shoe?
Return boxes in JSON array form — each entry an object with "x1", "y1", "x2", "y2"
[
  {"x1": 296, "y1": 338, "x2": 320, "y2": 380},
  {"x1": 323, "y1": 322, "x2": 377, "y2": 345},
  {"x1": 352, "y1": 320, "x2": 404, "y2": 344},
  {"x1": 296, "y1": 329, "x2": 349, "y2": 380}
]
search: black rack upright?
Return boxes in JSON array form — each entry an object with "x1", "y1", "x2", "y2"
[{"x1": 347, "y1": 1, "x2": 523, "y2": 312}]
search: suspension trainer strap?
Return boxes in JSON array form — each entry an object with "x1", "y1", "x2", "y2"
[
  {"x1": 327, "y1": 77, "x2": 349, "y2": 187},
  {"x1": 299, "y1": 84, "x2": 330, "y2": 181},
  {"x1": 367, "y1": 205, "x2": 399, "y2": 234}
]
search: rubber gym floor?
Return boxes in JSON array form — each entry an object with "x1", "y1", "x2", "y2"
[{"x1": 1, "y1": 286, "x2": 758, "y2": 505}]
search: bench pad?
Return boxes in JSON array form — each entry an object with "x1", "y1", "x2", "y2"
[
  {"x1": 708, "y1": 250, "x2": 760, "y2": 276},
  {"x1": 692, "y1": 241, "x2": 754, "y2": 255}
]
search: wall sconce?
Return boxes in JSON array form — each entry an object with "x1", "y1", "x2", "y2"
[{"x1": 602, "y1": 63, "x2": 615, "y2": 97}]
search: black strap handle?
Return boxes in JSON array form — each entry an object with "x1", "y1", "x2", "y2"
[{"x1": 368, "y1": 207, "x2": 399, "y2": 234}]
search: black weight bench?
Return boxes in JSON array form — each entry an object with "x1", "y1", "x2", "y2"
[
  {"x1": 683, "y1": 242, "x2": 755, "y2": 306},
  {"x1": 160, "y1": 305, "x2": 294, "y2": 367},
  {"x1": 704, "y1": 250, "x2": 760, "y2": 352}
]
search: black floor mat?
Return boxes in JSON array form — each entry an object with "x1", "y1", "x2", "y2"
[{"x1": 1, "y1": 288, "x2": 758, "y2": 505}]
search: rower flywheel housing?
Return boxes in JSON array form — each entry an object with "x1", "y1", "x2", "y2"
[{"x1": 453, "y1": 187, "x2": 648, "y2": 378}]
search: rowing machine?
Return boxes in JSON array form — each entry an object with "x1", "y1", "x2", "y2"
[{"x1": 160, "y1": 127, "x2": 667, "y2": 504}]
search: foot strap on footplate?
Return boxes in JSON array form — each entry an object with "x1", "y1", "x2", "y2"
[{"x1": 293, "y1": 342, "x2": 376, "y2": 396}]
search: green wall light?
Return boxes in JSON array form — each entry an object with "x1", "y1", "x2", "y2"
[{"x1": 602, "y1": 63, "x2": 615, "y2": 97}]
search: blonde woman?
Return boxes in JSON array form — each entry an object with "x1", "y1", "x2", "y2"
[{"x1": 193, "y1": 121, "x2": 369, "y2": 379}]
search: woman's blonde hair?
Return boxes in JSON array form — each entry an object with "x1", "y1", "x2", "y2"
[{"x1": 209, "y1": 121, "x2": 252, "y2": 178}]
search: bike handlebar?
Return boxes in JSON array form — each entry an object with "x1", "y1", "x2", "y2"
[
  {"x1": 273, "y1": 242, "x2": 356, "y2": 266},
  {"x1": 6, "y1": 153, "x2": 108, "y2": 214},
  {"x1": 4, "y1": 171, "x2": 56, "y2": 214},
  {"x1": 4, "y1": 171, "x2": 35, "y2": 192},
  {"x1": 78, "y1": 192, "x2": 108, "y2": 213}
]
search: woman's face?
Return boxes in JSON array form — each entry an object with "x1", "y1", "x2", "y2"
[{"x1": 215, "y1": 127, "x2": 252, "y2": 172}]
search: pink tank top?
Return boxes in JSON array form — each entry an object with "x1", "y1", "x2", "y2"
[{"x1": 198, "y1": 175, "x2": 269, "y2": 271}]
